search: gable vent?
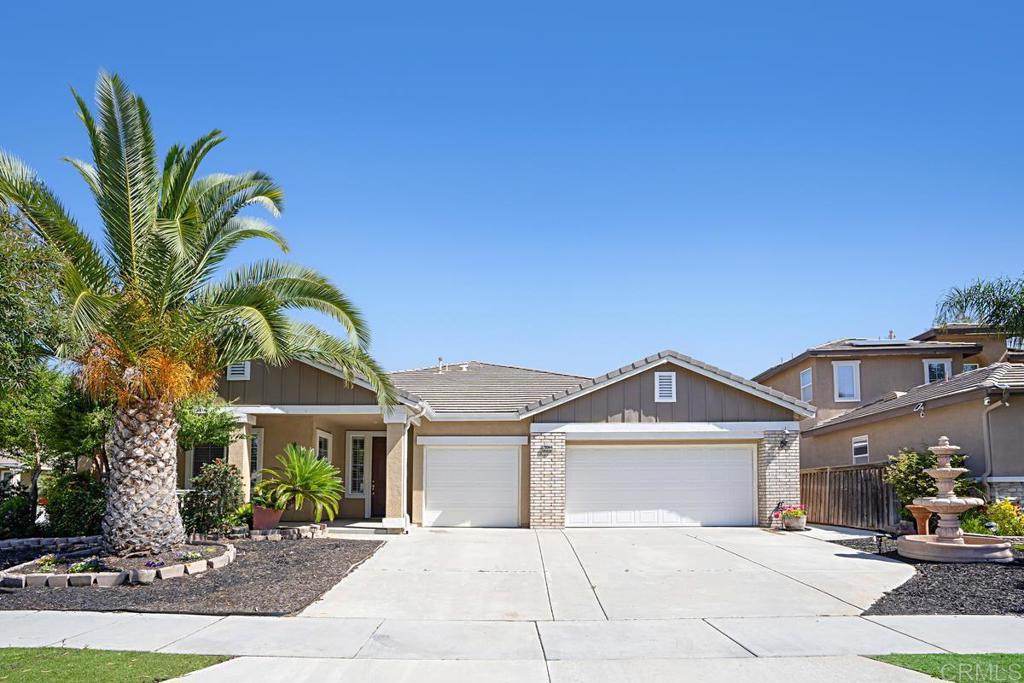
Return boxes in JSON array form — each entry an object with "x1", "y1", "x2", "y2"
[
  {"x1": 226, "y1": 362, "x2": 250, "y2": 381},
  {"x1": 654, "y1": 371, "x2": 676, "y2": 402}
]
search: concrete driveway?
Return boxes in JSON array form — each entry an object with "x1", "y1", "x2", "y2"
[{"x1": 301, "y1": 526, "x2": 914, "y2": 620}]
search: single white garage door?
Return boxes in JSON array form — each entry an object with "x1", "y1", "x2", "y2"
[
  {"x1": 423, "y1": 446, "x2": 520, "y2": 527},
  {"x1": 566, "y1": 444, "x2": 756, "y2": 527}
]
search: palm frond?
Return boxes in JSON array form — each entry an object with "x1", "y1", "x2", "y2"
[
  {"x1": 937, "y1": 278, "x2": 1024, "y2": 339},
  {"x1": 0, "y1": 150, "x2": 112, "y2": 291}
]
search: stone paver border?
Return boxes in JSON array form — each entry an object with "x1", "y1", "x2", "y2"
[{"x1": 0, "y1": 542, "x2": 235, "y2": 589}]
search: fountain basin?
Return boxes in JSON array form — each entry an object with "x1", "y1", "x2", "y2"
[{"x1": 897, "y1": 534, "x2": 1014, "y2": 563}]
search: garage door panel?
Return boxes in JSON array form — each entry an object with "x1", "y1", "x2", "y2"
[
  {"x1": 424, "y1": 446, "x2": 519, "y2": 527},
  {"x1": 566, "y1": 445, "x2": 755, "y2": 527}
]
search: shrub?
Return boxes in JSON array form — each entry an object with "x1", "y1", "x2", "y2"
[
  {"x1": 180, "y1": 460, "x2": 244, "y2": 534},
  {"x1": 883, "y1": 448, "x2": 982, "y2": 518},
  {"x1": 986, "y1": 500, "x2": 1024, "y2": 536},
  {"x1": 0, "y1": 483, "x2": 36, "y2": 539},
  {"x1": 42, "y1": 472, "x2": 106, "y2": 537},
  {"x1": 256, "y1": 444, "x2": 343, "y2": 522},
  {"x1": 225, "y1": 503, "x2": 252, "y2": 528}
]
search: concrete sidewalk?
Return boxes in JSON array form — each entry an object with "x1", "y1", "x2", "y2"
[{"x1": 2, "y1": 610, "x2": 1024, "y2": 675}]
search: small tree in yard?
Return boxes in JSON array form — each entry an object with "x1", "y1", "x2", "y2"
[
  {"x1": 181, "y1": 460, "x2": 244, "y2": 535},
  {"x1": 0, "y1": 72, "x2": 395, "y2": 554},
  {"x1": 883, "y1": 447, "x2": 983, "y2": 518}
]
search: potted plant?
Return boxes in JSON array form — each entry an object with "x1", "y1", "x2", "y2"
[
  {"x1": 777, "y1": 504, "x2": 808, "y2": 531},
  {"x1": 256, "y1": 444, "x2": 344, "y2": 523},
  {"x1": 251, "y1": 487, "x2": 286, "y2": 530}
]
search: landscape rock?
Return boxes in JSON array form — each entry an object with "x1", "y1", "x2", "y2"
[
  {"x1": 157, "y1": 564, "x2": 184, "y2": 579},
  {"x1": 24, "y1": 574, "x2": 49, "y2": 587},
  {"x1": 47, "y1": 574, "x2": 70, "y2": 588},
  {"x1": 68, "y1": 573, "x2": 94, "y2": 587},
  {"x1": 130, "y1": 568, "x2": 157, "y2": 584},
  {"x1": 94, "y1": 571, "x2": 128, "y2": 587},
  {"x1": 207, "y1": 553, "x2": 230, "y2": 569},
  {"x1": 184, "y1": 560, "x2": 207, "y2": 575}
]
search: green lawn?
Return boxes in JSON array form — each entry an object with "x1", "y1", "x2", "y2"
[
  {"x1": 874, "y1": 654, "x2": 1024, "y2": 682},
  {"x1": 0, "y1": 648, "x2": 229, "y2": 683}
]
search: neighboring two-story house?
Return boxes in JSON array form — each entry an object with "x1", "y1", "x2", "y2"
[{"x1": 754, "y1": 328, "x2": 1024, "y2": 500}]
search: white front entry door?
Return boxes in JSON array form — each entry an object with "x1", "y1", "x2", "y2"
[
  {"x1": 423, "y1": 446, "x2": 520, "y2": 527},
  {"x1": 565, "y1": 444, "x2": 756, "y2": 527}
]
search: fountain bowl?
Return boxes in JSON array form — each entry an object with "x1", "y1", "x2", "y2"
[{"x1": 897, "y1": 534, "x2": 1014, "y2": 563}]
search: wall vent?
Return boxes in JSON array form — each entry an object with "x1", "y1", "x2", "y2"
[
  {"x1": 654, "y1": 371, "x2": 676, "y2": 402},
  {"x1": 226, "y1": 361, "x2": 250, "y2": 381}
]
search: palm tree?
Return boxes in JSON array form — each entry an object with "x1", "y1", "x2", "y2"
[
  {"x1": 0, "y1": 72, "x2": 396, "y2": 554},
  {"x1": 937, "y1": 277, "x2": 1024, "y2": 343}
]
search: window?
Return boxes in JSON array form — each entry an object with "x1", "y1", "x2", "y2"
[
  {"x1": 923, "y1": 359, "x2": 952, "y2": 384},
  {"x1": 347, "y1": 434, "x2": 366, "y2": 497},
  {"x1": 249, "y1": 427, "x2": 264, "y2": 490},
  {"x1": 316, "y1": 429, "x2": 333, "y2": 462},
  {"x1": 654, "y1": 371, "x2": 676, "y2": 402},
  {"x1": 799, "y1": 367, "x2": 813, "y2": 402},
  {"x1": 186, "y1": 443, "x2": 226, "y2": 487},
  {"x1": 832, "y1": 361, "x2": 861, "y2": 402},
  {"x1": 962, "y1": 363, "x2": 980, "y2": 373},
  {"x1": 852, "y1": 435, "x2": 870, "y2": 464},
  {"x1": 226, "y1": 362, "x2": 250, "y2": 381}
]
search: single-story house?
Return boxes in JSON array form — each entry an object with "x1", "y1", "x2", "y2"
[
  {"x1": 179, "y1": 350, "x2": 813, "y2": 531},
  {"x1": 802, "y1": 363, "x2": 1024, "y2": 500}
]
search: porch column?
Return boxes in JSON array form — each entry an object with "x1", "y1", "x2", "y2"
[
  {"x1": 226, "y1": 422, "x2": 253, "y2": 503},
  {"x1": 383, "y1": 408, "x2": 410, "y2": 532},
  {"x1": 757, "y1": 429, "x2": 800, "y2": 527}
]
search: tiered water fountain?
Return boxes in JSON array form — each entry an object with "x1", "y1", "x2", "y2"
[{"x1": 897, "y1": 436, "x2": 1013, "y2": 563}]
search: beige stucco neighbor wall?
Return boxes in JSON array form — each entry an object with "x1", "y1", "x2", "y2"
[
  {"x1": 986, "y1": 401, "x2": 1024, "y2": 478},
  {"x1": 801, "y1": 400, "x2": 985, "y2": 473},
  {"x1": 410, "y1": 418, "x2": 532, "y2": 527}
]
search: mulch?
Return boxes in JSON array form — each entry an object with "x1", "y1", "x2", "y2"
[
  {"x1": 0, "y1": 538, "x2": 383, "y2": 616},
  {"x1": 831, "y1": 537, "x2": 1024, "y2": 615}
]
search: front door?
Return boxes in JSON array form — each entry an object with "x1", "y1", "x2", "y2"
[{"x1": 370, "y1": 436, "x2": 387, "y2": 518}]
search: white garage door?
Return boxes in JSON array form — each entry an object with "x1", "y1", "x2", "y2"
[
  {"x1": 566, "y1": 444, "x2": 756, "y2": 527},
  {"x1": 423, "y1": 446, "x2": 520, "y2": 527}
]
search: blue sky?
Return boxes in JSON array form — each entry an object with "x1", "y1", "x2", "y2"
[{"x1": 4, "y1": 2, "x2": 1022, "y2": 378}]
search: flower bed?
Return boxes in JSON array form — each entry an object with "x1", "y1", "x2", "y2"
[{"x1": 0, "y1": 542, "x2": 234, "y2": 589}]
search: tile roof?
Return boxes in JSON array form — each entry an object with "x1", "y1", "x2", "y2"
[
  {"x1": 389, "y1": 361, "x2": 588, "y2": 415},
  {"x1": 753, "y1": 337, "x2": 984, "y2": 383},
  {"x1": 518, "y1": 350, "x2": 814, "y2": 417},
  {"x1": 807, "y1": 363, "x2": 1024, "y2": 433}
]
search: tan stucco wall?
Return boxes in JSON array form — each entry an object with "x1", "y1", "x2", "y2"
[
  {"x1": 410, "y1": 418, "x2": 532, "y2": 527},
  {"x1": 986, "y1": 401, "x2": 1024, "y2": 477},
  {"x1": 535, "y1": 366, "x2": 795, "y2": 423},
  {"x1": 924, "y1": 332, "x2": 1007, "y2": 366},
  {"x1": 801, "y1": 399, "x2": 987, "y2": 474},
  {"x1": 218, "y1": 360, "x2": 379, "y2": 406},
  {"x1": 762, "y1": 354, "x2": 971, "y2": 425}
]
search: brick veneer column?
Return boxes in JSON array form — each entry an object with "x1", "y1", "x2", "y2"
[
  {"x1": 530, "y1": 432, "x2": 566, "y2": 528},
  {"x1": 757, "y1": 430, "x2": 801, "y2": 527}
]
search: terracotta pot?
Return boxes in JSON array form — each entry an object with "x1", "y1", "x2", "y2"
[
  {"x1": 782, "y1": 515, "x2": 807, "y2": 531},
  {"x1": 252, "y1": 505, "x2": 284, "y2": 530}
]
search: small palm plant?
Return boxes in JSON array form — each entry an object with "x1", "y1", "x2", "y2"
[
  {"x1": 256, "y1": 444, "x2": 344, "y2": 523},
  {"x1": 0, "y1": 72, "x2": 395, "y2": 553}
]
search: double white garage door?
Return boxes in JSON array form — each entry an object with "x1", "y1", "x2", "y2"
[{"x1": 423, "y1": 443, "x2": 756, "y2": 528}]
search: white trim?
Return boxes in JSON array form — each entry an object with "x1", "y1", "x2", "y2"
[
  {"x1": 832, "y1": 360, "x2": 862, "y2": 403},
  {"x1": 233, "y1": 405, "x2": 383, "y2": 415},
  {"x1": 422, "y1": 444, "x2": 521, "y2": 527},
  {"x1": 799, "y1": 367, "x2": 813, "y2": 403},
  {"x1": 531, "y1": 421, "x2": 798, "y2": 442},
  {"x1": 654, "y1": 371, "x2": 676, "y2": 402},
  {"x1": 922, "y1": 358, "x2": 953, "y2": 384},
  {"x1": 226, "y1": 361, "x2": 250, "y2": 381},
  {"x1": 383, "y1": 407, "x2": 410, "y2": 424},
  {"x1": 416, "y1": 436, "x2": 529, "y2": 446},
  {"x1": 346, "y1": 431, "x2": 386, "y2": 518},
  {"x1": 519, "y1": 357, "x2": 814, "y2": 419},
  {"x1": 315, "y1": 429, "x2": 334, "y2": 462},
  {"x1": 986, "y1": 477, "x2": 1024, "y2": 483},
  {"x1": 852, "y1": 434, "x2": 870, "y2": 464},
  {"x1": 961, "y1": 363, "x2": 981, "y2": 373},
  {"x1": 249, "y1": 427, "x2": 265, "y2": 489},
  {"x1": 425, "y1": 412, "x2": 522, "y2": 421}
]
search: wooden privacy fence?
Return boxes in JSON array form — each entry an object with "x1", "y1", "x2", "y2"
[{"x1": 800, "y1": 463, "x2": 902, "y2": 531}]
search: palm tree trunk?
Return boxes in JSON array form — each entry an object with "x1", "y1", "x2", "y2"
[{"x1": 102, "y1": 400, "x2": 185, "y2": 554}]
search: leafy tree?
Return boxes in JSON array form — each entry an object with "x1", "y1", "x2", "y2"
[
  {"x1": 0, "y1": 210, "x2": 68, "y2": 390},
  {"x1": 180, "y1": 460, "x2": 244, "y2": 535},
  {"x1": 883, "y1": 447, "x2": 983, "y2": 519},
  {"x1": 0, "y1": 72, "x2": 395, "y2": 554},
  {"x1": 175, "y1": 393, "x2": 242, "y2": 451},
  {"x1": 938, "y1": 278, "x2": 1024, "y2": 342},
  {"x1": 0, "y1": 366, "x2": 111, "y2": 523}
]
